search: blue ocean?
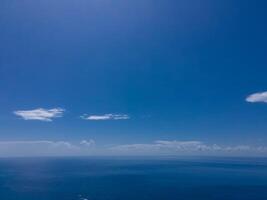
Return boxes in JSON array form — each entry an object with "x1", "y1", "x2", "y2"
[{"x1": 0, "y1": 157, "x2": 267, "y2": 200}]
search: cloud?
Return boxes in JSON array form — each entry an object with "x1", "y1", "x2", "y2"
[
  {"x1": 81, "y1": 114, "x2": 129, "y2": 121},
  {"x1": 80, "y1": 139, "x2": 95, "y2": 148},
  {"x1": 14, "y1": 108, "x2": 65, "y2": 121},
  {"x1": 110, "y1": 140, "x2": 267, "y2": 156},
  {"x1": 110, "y1": 140, "x2": 210, "y2": 153},
  {"x1": 1, "y1": 139, "x2": 266, "y2": 157},
  {"x1": 0, "y1": 140, "x2": 95, "y2": 157},
  {"x1": 246, "y1": 91, "x2": 267, "y2": 103}
]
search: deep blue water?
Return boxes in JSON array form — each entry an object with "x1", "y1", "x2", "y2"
[{"x1": 0, "y1": 157, "x2": 267, "y2": 200}]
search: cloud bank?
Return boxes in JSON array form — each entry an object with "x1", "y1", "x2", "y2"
[
  {"x1": 0, "y1": 140, "x2": 95, "y2": 157},
  {"x1": 246, "y1": 91, "x2": 267, "y2": 103},
  {"x1": 110, "y1": 140, "x2": 267, "y2": 156},
  {"x1": 14, "y1": 108, "x2": 65, "y2": 121},
  {"x1": 80, "y1": 139, "x2": 96, "y2": 147},
  {"x1": 81, "y1": 114, "x2": 129, "y2": 120},
  {"x1": 0, "y1": 139, "x2": 266, "y2": 157}
]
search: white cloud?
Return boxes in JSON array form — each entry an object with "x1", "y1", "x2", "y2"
[
  {"x1": 246, "y1": 91, "x2": 267, "y2": 103},
  {"x1": 14, "y1": 108, "x2": 65, "y2": 121},
  {"x1": 110, "y1": 140, "x2": 267, "y2": 155},
  {"x1": 81, "y1": 114, "x2": 129, "y2": 121},
  {"x1": 80, "y1": 139, "x2": 95, "y2": 148},
  {"x1": 1, "y1": 139, "x2": 266, "y2": 157},
  {"x1": 110, "y1": 140, "x2": 210, "y2": 153},
  {"x1": 0, "y1": 140, "x2": 95, "y2": 157}
]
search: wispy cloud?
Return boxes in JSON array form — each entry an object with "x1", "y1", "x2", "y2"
[
  {"x1": 14, "y1": 108, "x2": 65, "y2": 121},
  {"x1": 80, "y1": 139, "x2": 96, "y2": 147},
  {"x1": 110, "y1": 140, "x2": 267, "y2": 156},
  {"x1": 81, "y1": 114, "x2": 129, "y2": 121},
  {"x1": 0, "y1": 140, "x2": 95, "y2": 157},
  {"x1": 0, "y1": 139, "x2": 267, "y2": 157},
  {"x1": 246, "y1": 91, "x2": 267, "y2": 103}
]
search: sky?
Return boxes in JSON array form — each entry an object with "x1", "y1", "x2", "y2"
[{"x1": 0, "y1": 0, "x2": 267, "y2": 156}]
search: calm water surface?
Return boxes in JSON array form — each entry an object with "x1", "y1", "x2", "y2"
[{"x1": 0, "y1": 157, "x2": 267, "y2": 200}]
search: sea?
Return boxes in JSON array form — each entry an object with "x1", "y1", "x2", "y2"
[{"x1": 0, "y1": 156, "x2": 267, "y2": 200}]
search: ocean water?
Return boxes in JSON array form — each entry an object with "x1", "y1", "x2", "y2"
[{"x1": 0, "y1": 157, "x2": 267, "y2": 200}]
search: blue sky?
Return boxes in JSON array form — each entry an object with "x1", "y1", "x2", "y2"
[{"x1": 0, "y1": 0, "x2": 267, "y2": 156}]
